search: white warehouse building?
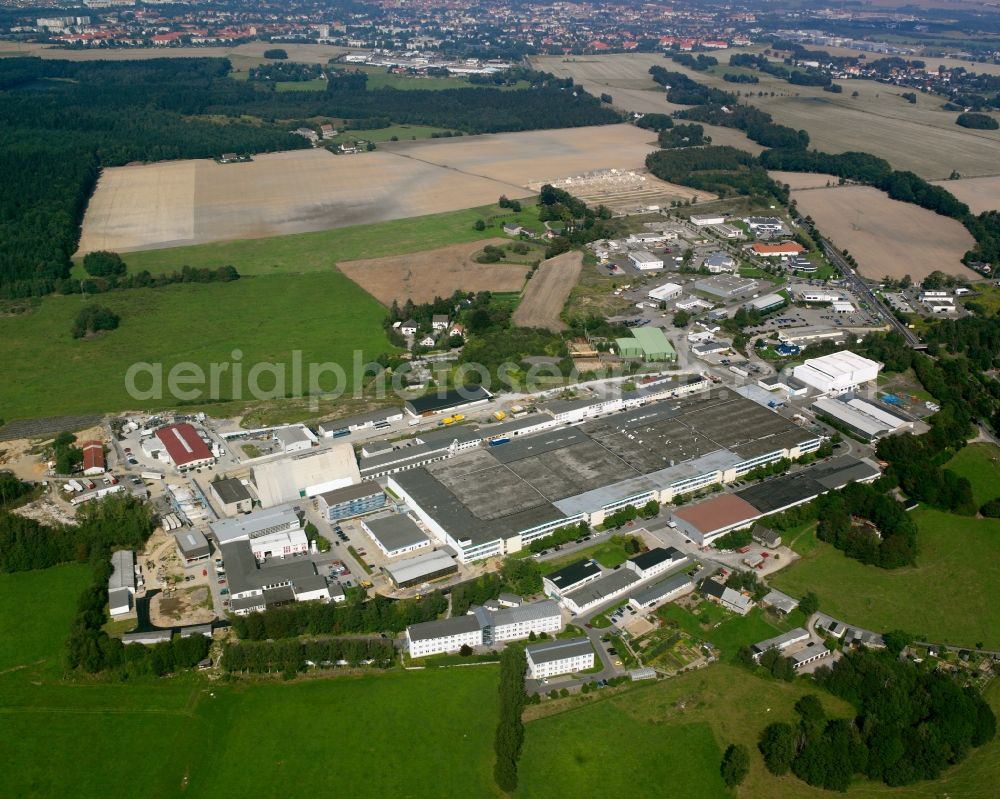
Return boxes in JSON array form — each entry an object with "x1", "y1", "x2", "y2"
[
  {"x1": 629, "y1": 251, "x2": 664, "y2": 271},
  {"x1": 647, "y1": 282, "x2": 683, "y2": 303},
  {"x1": 792, "y1": 350, "x2": 881, "y2": 395}
]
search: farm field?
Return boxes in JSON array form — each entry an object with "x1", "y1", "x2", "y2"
[
  {"x1": 521, "y1": 662, "x2": 1000, "y2": 799},
  {"x1": 768, "y1": 170, "x2": 842, "y2": 190},
  {"x1": 0, "y1": 271, "x2": 391, "y2": 421},
  {"x1": 338, "y1": 238, "x2": 531, "y2": 305},
  {"x1": 771, "y1": 508, "x2": 1000, "y2": 649},
  {"x1": 98, "y1": 201, "x2": 543, "y2": 279},
  {"x1": 931, "y1": 175, "x2": 1000, "y2": 214},
  {"x1": 79, "y1": 125, "x2": 664, "y2": 254},
  {"x1": 946, "y1": 442, "x2": 1000, "y2": 507},
  {"x1": 790, "y1": 185, "x2": 978, "y2": 281},
  {"x1": 78, "y1": 148, "x2": 528, "y2": 254},
  {"x1": 535, "y1": 53, "x2": 1000, "y2": 179},
  {"x1": 511, "y1": 251, "x2": 583, "y2": 331}
]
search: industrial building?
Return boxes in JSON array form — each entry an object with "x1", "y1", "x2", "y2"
[
  {"x1": 751, "y1": 628, "x2": 810, "y2": 661},
  {"x1": 798, "y1": 290, "x2": 845, "y2": 304},
  {"x1": 544, "y1": 560, "x2": 603, "y2": 597},
  {"x1": 222, "y1": 541, "x2": 332, "y2": 616},
  {"x1": 148, "y1": 423, "x2": 215, "y2": 471},
  {"x1": 317, "y1": 407, "x2": 404, "y2": 438},
  {"x1": 273, "y1": 425, "x2": 317, "y2": 454},
  {"x1": 744, "y1": 293, "x2": 786, "y2": 313},
  {"x1": 108, "y1": 549, "x2": 136, "y2": 618},
  {"x1": 751, "y1": 242, "x2": 805, "y2": 258},
  {"x1": 525, "y1": 638, "x2": 595, "y2": 679},
  {"x1": 210, "y1": 477, "x2": 254, "y2": 516},
  {"x1": 389, "y1": 393, "x2": 822, "y2": 562},
  {"x1": 694, "y1": 275, "x2": 759, "y2": 299},
  {"x1": 406, "y1": 599, "x2": 563, "y2": 657},
  {"x1": 562, "y1": 569, "x2": 640, "y2": 615},
  {"x1": 703, "y1": 252, "x2": 736, "y2": 273},
  {"x1": 615, "y1": 327, "x2": 677, "y2": 362},
  {"x1": 690, "y1": 213, "x2": 725, "y2": 227},
  {"x1": 175, "y1": 529, "x2": 211, "y2": 564},
  {"x1": 812, "y1": 396, "x2": 910, "y2": 442},
  {"x1": 628, "y1": 250, "x2": 664, "y2": 271},
  {"x1": 251, "y1": 443, "x2": 361, "y2": 507},
  {"x1": 209, "y1": 504, "x2": 309, "y2": 562},
  {"x1": 360, "y1": 514, "x2": 431, "y2": 558},
  {"x1": 316, "y1": 482, "x2": 386, "y2": 522},
  {"x1": 628, "y1": 572, "x2": 694, "y2": 611},
  {"x1": 671, "y1": 494, "x2": 762, "y2": 545},
  {"x1": 624, "y1": 547, "x2": 687, "y2": 580},
  {"x1": 384, "y1": 549, "x2": 458, "y2": 588},
  {"x1": 648, "y1": 282, "x2": 683, "y2": 303},
  {"x1": 82, "y1": 441, "x2": 106, "y2": 476},
  {"x1": 403, "y1": 386, "x2": 491, "y2": 418},
  {"x1": 792, "y1": 350, "x2": 881, "y2": 395}
]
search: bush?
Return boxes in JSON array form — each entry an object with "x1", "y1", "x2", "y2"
[
  {"x1": 957, "y1": 112, "x2": 999, "y2": 130},
  {"x1": 720, "y1": 743, "x2": 750, "y2": 787},
  {"x1": 72, "y1": 304, "x2": 120, "y2": 339},
  {"x1": 980, "y1": 498, "x2": 1000, "y2": 517},
  {"x1": 82, "y1": 250, "x2": 126, "y2": 278},
  {"x1": 264, "y1": 48, "x2": 288, "y2": 60}
]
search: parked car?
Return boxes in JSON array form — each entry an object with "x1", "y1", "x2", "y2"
[{"x1": 217, "y1": 579, "x2": 226, "y2": 585}]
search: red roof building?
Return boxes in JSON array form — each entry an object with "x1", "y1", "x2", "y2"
[
  {"x1": 82, "y1": 441, "x2": 106, "y2": 476},
  {"x1": 671, "y1": 494, "x2": 761, "y2": 544},
  {"x1": 154, "y1": 423, "x2": 214, "y2": 469},
  {"x1": 751, "y1": 242, "x2": 806, "y2": 257}
]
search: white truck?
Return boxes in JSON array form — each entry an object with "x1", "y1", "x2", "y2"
[{"x1": 140, "y1": 471, "x2": 164, "y2": 481}]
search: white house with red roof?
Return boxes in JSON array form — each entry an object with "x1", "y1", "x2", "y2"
[{"x1": 147, "y1": 423, "x2": 215, "y2": 471}]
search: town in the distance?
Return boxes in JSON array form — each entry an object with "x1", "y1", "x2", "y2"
[{"x1": 0, "y1": 0, "x2": 998, "y2": 797}]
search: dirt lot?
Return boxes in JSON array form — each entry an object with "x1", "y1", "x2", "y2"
[
  {"x1": 79, "y1": 126, "x2": 666, "y2": 253},
  {"x1": 534, "y1": 53, "x2": 1000, "y2": 179},
  {"x1": 791, "y1": 185, "x2": 978, "y2": 281},
  {"x1": 150, "y1": 585, "x2": 215, "y2": 626},
  {"x1": 337, "y1": 239, "x2": 530, "y2": 305},
  {"x1": 768, "y1": 170, "x2": 842, "y2": 190},
  {"x1": 0, "y1": 41, "x2": 349, "y2": 64},
  {"x1": 930, "y1": 175, "x2": 1000, "y2": 214},
  {"x1": 512, "y1": 251, "x2": 583, "y2": 331}
]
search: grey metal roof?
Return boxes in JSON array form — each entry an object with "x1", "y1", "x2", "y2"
[
  {"x1": 418, "y1": 426, "x2": 484, "y2": 446},
  {"x1": 407, "y1": 614, "x2": 482, "y2": 642},
  {"x1": 292, "y1": 574, "x2": 329, "y2": 594},
  {"x1": 629, "y1": 547, "x2": 685, "y2": 572},
  {"x1": 384, "y1": 549, "x2": 457, "y2": 585},
  {"x1": 526, "y1": 637, "x2": 593, "y2": 664},
  {"x1": 489, "y1": 599, "x2": 560, "y2": 627},
  {"x1": 563, "y1": 569, "x2": 639, "y2": 608},
  {"x1": 109, "y1": 550, "x2": 135, "y2": 592},
  {"x1": 220, "y1": 541, "x2": 319, "y2": 597},
  {"x1": 629, "y1": 571, "x2": 692, "y2": 606},
  {"x1": 790, "y1": 643, "x2": 829, "y2": 665},
  {"x1": 317, "y1": 481, "x2": 384, "y2": 506},
  {"x1": 211, "y1": 476, "x2": 252, "y2": 504},
  {"x1": 364, "y1": 514, "x2": 429, "y2": 552},
  {"x1": 210, "y1": 505, "x2": 299, "y2": 545},
  {"x1": 753, "y1": 627, "x2": 809, "y2": 655},
  {"x1": 275, "y1": 426, "x2": 310, "y2": 446},
  {"x1": 321, "y1": 407, "x2": 402, "y2": 430},
  {"x1": 175, "y1": 529, "x2": 210, "y2": 557}
]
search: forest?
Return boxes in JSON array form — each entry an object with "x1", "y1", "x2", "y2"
[
  {"x1": 0, "y1": 56, "x2": 619, "y2": 299},
  {"x1": 645, "y1": 146, "x2": 789, "y2": 200}
]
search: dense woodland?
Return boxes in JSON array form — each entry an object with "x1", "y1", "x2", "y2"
[
  {"x1": 0, "y1": 57, "x2": 618, "y2": 299},
  {"x1": 646, "y1": 146, "x2": 788, "y2": 201}
]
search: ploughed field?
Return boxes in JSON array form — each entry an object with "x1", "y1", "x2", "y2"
[
  {"x1": 78, "y1": 125, "x2": 663, "y2": 254},
  {"x1": 790, "y1": 184, "x2": 979, "y2": 281}
]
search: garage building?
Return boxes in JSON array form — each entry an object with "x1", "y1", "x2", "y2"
[{"x1": 385, "y1": 549, "x2": 458, "y2": 588}]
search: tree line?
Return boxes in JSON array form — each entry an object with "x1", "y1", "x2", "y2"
[
  {"x1": 493, "y1": 644, "x2": 528, "y2": 792},
  {"x1": 222, "y1": 638, "x2": 394, "y2": 676},
  {"x1": 230, "y1": 591, "x2": 448, "y2": 640},
  {"x1": 757, "y1": 651, "x2": 995, "y2": 790},
  {"x1": 645, "y1": 145, "x2": 789, "y2": 201}
]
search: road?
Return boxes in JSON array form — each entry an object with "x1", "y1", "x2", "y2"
[{"x1": 818, "y1": 235, "x2": 923, "y2": 349}]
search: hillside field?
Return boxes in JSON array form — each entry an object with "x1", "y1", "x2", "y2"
[
  {"x1": 0, "y1": 272, "x2": 390, "y2": 421},
  {"x1": 770, "y1": 508, "x2": 1000, "y2": 649},
  {"x1": 791, "y1": 185, "x2": 978, "y2": 281},
  {"x1": 520, "y1": 663, "x2": 1000, "y2": 799},
  {"x1": 946, "y1": 442, "x2": 1000, "y2": 506},
  {"x1": 533, "y1": 53, "x2": 1000, "y2": 179}
]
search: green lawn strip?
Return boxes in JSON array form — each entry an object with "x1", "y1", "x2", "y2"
[
  {"x1": 275, "y1": 78, "x2": 328, "y2": 91},
  {"x1": 81, "y1": 201, "x2": 543, "y2": 279},
  {"x1": 0, "y1": 564, "x2": 91, "y2": 676},
  {"x1": 346, "y1": 546, "x2": 372, "y2": 575},
  {"x1": 0, "y1": 271, "x2": 391, "y2": 420},
  {"x1": 538, "y1": 539, "x2": 631, "y2": 576},
  {"x1": 771, "y1": 508, "x2": 1000, "y2": 648},
  {"x1": 945, "y1": 442, "x2": 1000, "y2": 507}
]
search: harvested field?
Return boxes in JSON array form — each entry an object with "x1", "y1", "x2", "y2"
[
  {"x1": 791, "y1": 185, "x2": 978, "y2": 281},
  {"x1": 768, "y1": 170, "x2": 842, "y2": 190},
  {"x1": 80, "y1": 126, "x2": 668, "y2": 253},
  {"x1": 931, "y1": 175, "x2": 1000, "y2": 214},
  {"x1": 536, "y1": 53, "x2": 1000, "y2": 178},
  {"x1": 0, "y1": 41, "x2": 349, "y2": 63},
  {"x1": 512, "y1": 251, "x2": 583, "y2": 331},
  {"x1": 0, "y1": 414, "x2": 103, "y2": 442},
  {"x1": 337, "y1": 239, "x2": 530, "y2": 305},
  {"x1": 537, "y1": 169, "x2": 715, "y2": 213}
]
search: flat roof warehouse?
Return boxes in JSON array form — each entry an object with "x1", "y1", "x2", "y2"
[{"x1": 390, "y1": 392, "x2": 821, "y2": 562}]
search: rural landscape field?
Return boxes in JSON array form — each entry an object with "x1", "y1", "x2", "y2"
[
  {"x1": 790, "y1": 185, "x2": 979, "y2": 280},
  {"x1": 535, "y1": 51, "x2": 1000, "y2": 179},
  {"x1": 511, "y1": 251, "x2": 584, "y2": 331},
  {"x1": 931, "y1": 175, "x2": 1000, "y2": 214}
]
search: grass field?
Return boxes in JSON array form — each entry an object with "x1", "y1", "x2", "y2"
[
  {"x1": 657, "y1": 603, "x2": 796, "y2": 660},
  {"x1": 0, "y1": 564, "x2": 91, "y2": 676},
  {"x1": 520, "y1": 663, "x2": 1000, "y2": 799},
  {"x1": 327, "y1": 123, "x2": 452, "y2": 144},
  {"x1": 91, "y1": 201, "x2": 542, "y2": 278},
  {"x1": 539, "y1": 537, "x2": 633, "y2": 575},
  {"x1": 0, "y1": 564, "x2": 502, "y2": 798},
  {"x1": 350, "y1": 65, "x2": 470, "y2": 91},
  {"x1": 275, "y1": 77, "x2": 328, "y2": 91},
  {"x1": 771, "y1": 508, "x2": 1000, "y2": 648},
  {"x1": 946, "y1": 442, "x2": 1000, "y2": 506},
  {"x1": 0, "y1": 271, "x2": 390, "y2": 420}
]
